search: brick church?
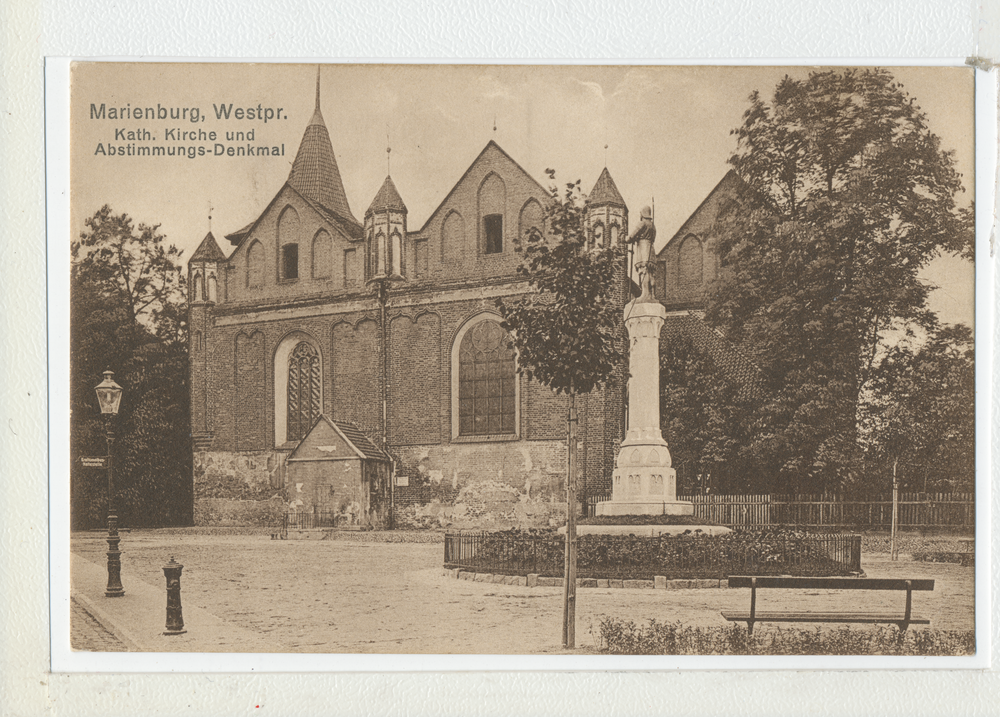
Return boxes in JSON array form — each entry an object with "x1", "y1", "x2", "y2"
[{"x1": 187, "y1": 74, "x2": 747, "y2": 529}]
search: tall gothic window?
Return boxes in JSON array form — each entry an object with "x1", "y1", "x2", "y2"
[
  {"x1": 287, "y1": 342, "x2": 320, "y2": 443},
  {"x1": 458, "y1": 320, "x2": 516, "y2": 436}
]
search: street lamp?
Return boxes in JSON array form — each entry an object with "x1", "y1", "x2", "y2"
[{"x1": 95, "y1": 370, "x2": 124, "y2": 597}]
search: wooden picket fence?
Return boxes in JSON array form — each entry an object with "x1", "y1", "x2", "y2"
[{"x1": 586, "y1": 492, "x2": 974, "y2": 530}]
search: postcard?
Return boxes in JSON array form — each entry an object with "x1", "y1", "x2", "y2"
[{"x1": 55, "y1": 61, "x2": 982, "y2": 672}]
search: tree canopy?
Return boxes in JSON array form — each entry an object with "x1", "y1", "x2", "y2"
[
  {"x1": 71, "y1": 205, "x2": 192, "y2": 528},
  {"x1": 704, "y1": 68, "x2": 974, "y2": 493},
  {"x1": 496, "y1": 171, "x2": 624, "y2": 396}
]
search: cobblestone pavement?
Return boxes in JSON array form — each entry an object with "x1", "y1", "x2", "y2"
[
  {"x1": 70, "y1": 597, "x2": 129, "y2": 652},
  {"x1": 70, "y1": 533, "x2": 976, "y2": 655}
]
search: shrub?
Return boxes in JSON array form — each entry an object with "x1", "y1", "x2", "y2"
[
  {"x1": 598, "y1": 618, "x2": 975, "y2": 656},
  {"x1": 578, "y1": 514, "x2": 719, "y2": 526},
  {"x1": 447, "y1": 527, "x2": 858, "y2": 579}
]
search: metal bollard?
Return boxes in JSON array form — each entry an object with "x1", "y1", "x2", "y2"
[{"x1": 162, "y1": 557, "x2": 187, "y2": 636}]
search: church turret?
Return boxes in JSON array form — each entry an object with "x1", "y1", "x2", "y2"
[
  {"x1": 364, "y1": 175, "x2": 408, "y2": 283},
  {"x1": 188, "y1": 230, "x2": 226, "y2": 305},
  {"x1": 188, "y1": 230, "x2": 227, "y2": 450},
  {"x1": 586, "y1": 167, "x2": 628, "y2": 251}
]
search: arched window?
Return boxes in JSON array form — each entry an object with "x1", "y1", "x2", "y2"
[
  {"x1": 609, "y1": 222, "x2": 620, "y2": 246},
  {"x1": 442, "y1": 210, "x2": 464, "y2": 263},
  {"x1": 478, "y1": 173, "x2": 505, "y2": 254},
  {"x1": 375, "y1": 231, "x2": 386, "y2": 276},
  {"x1": 274, "y1": 332, "x2": 322, "y2": 446},
  {"x1": 286, "y1": 342, "x2": 321, "y2": 443},
  {"x1": 454, "y1": 317, "x2": 517, "y2": 437},
  {"x1": 391, "y1": 230, "x2": 402, "y2": 276},
  {"x1": 192, "y1": 271, "x2": 203, "y2": 301},
  {"x1": 519, "y1": 199, "x2": 544, "y2": 244},
  {"x1": 592, "y1": 221, "x2": 605, "y2": 250},
  {"x1": 207, "y1": 273, "x2": 218, "y2": 302},
  {"x1": 678, "y1": 234, "x2": 704, "y2": 296},
  {"x1": 312, "y1": 229, "x2": 332, "y2": 279},
  {"x1": 246, "y1": 241, "x2": 264, "y2": 288}
]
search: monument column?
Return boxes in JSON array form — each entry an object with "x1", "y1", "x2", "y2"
[{"x1": 597, "y1": 206, "x2": 692, "y2": 517}]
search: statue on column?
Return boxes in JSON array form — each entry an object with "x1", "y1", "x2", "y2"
[{"x1": 628, "y1": 206, "x2": 656, "y2": 302}]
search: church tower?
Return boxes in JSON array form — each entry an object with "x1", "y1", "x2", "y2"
[
  {"x1": 584, "y1": 167, "x2": 630, "y2": 499},
  {"x1": 364, "y1": 175, "x2": 408, "y2": 283},
  {"x1": 586, "y1": 167, "x2": 628, "y2": 251},
  {"x1": 188, "y1": 230, "x2": 226, "y2": 451}
]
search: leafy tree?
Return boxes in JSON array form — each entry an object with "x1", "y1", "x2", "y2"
[
  {"x1": 71, "y1": 205, "x2": 192, "y2": 528},
  {"x1": 659, "y1": 335, "x2": 749, "y2": 495},
  {"x1": 862, "y1": 324, "x2": 975, "y2": 493},
  {"x1": 706, "y1": 68, "x2": 974, "y2": 493},
  {"x1": 496, "y1": 171, "x2": 625, "y2": 649}
]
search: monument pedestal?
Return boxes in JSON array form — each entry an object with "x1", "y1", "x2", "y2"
[{"x1": 596, "y1": 299, "x2": 693, "y2": 518}]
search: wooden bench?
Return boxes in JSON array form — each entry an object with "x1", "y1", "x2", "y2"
[{"x1": 722, "y1": 576, "x2": 934, "y2": 635}]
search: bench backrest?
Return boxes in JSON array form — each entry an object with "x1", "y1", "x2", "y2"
[{"x1": 727, "y1": 576, "x2": 934, "y2": 591}]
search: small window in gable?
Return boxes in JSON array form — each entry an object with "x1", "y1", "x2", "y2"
[
  {"x1": 282, "y1": 244, "x2": 299, "y2": 280},
  {"x1": 484, "y1": 214, "x2": 503, "y2": 254}
]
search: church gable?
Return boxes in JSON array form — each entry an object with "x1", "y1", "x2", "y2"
[
  {"x1": 655, "y1": 169, "x2": 747, "y2": 309},
  {"x1": 408, "y1": 141, "x2": 549, "y2": 284},
  {"x1": 226, "y1": 184, "x2": 363, "y2": 303}
]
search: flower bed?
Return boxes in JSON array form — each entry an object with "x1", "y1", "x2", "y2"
[
  {"x1": 598, "y1": 618, "x2": 974, "y2": 655},
  {"x1": 443, "y1": 527, "x2": 861, "y2": 580}
]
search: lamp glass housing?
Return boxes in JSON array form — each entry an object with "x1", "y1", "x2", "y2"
[{"x1": 95, "y1": 371, "x2": 123, "y2": 415}]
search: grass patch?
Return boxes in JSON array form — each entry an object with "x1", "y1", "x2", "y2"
[{"x1": 598, "y1": 618, "x2": 975, "y2": 656}]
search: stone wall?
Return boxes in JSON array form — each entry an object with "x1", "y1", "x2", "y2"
[
  {"x1": 193, "y1": 450, "x2": 287, "y2": 526},
  {"x1": 392, "y1": 440, "x2": 568, "y2": 530}
]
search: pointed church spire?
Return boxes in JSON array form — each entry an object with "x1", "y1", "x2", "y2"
[
  {"x1": 589, "y1": 167, "x2": 626, "y2": 207},
  {"x1": 288, "y1": 67, "x2": 358, "y2": 223}
]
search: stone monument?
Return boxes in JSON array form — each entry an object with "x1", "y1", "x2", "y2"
[{"x1": 596, "y1": 206, "x2": 694, "y2": 517}]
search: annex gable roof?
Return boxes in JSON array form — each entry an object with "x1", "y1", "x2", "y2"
[
  {"x1": 287, "y1": 414, "x2": 391, "y2": 463},
  {"x1": 417, "y1": 140, "x2": 551, "y2": 233},
  {"x1": 662, "y1": 311, "x2": 763, "y2": 401}
]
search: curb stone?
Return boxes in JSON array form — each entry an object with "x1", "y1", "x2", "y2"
[{"x1": 443, "y1": 570, "x2": 729, "y2": 590}]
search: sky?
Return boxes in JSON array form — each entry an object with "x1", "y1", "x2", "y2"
[{"x1": 70, "y1": 63, "x2": 976, "y2": 326}]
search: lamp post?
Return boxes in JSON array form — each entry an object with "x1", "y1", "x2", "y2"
[{"x1": 95, "y1": 370, "x2": 124, "y2": 597}]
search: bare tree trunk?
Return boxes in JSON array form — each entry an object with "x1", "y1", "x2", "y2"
[{"x1": 562, "y1": 392, "x2": 578, "y2": 648}]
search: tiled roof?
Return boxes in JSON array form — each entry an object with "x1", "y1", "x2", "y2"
[
  {"x1": 224, "y1": 222, "x2": 254, "y2": 246},
  {"x1": 286, "y1": 74, "x2": 357, "y2": 225},
  {"x1": 661, "y1": 311, "x2": 763, "y2": 401},
  {"x1": 588, "y1": 167, "x2": 626, "y2": 207},
  {"x1": 189, "y1": 231, "x2": 227, "y2": 262},
  {"x1": 366, "y1": 175, "x2": 407, "y2": 216},
  {"x1": 333, "y1": 420, "x2": 392, "y2": 462}
]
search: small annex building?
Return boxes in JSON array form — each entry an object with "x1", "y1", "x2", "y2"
[{"x1": 285, "y1": 415, "x2": 393, "y2": 528}]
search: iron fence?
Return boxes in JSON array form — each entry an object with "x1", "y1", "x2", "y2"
[
  {"x1": 443, "y1": 531, "x2": 861, "y2": 578},
  {"x1": 583, "y1": 492, "x2": 973, "y2": 529},
  {"x1": 283, "y1": 511, "x2": 347, "y2": 530}
]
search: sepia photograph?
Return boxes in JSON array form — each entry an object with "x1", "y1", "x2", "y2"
[{"x1": 65, "y1": 62, "x2": 977, "y2": 659}]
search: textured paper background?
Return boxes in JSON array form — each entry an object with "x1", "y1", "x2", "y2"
[{"x1": 4, "y1": 0, "x2": 999, "y2": 714}]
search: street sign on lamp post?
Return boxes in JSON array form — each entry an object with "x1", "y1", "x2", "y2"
[{"x1": 95, "y1": 370, "x2": 125, "y2": 597}]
